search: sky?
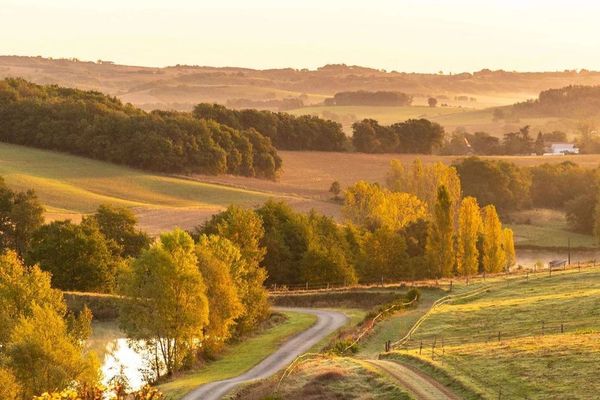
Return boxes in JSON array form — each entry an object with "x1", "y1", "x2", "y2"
[{"x1": 2, "y1": 0, "x2": 600, "y2": 73}]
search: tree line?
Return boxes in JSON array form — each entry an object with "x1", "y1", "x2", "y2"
[
  {"x1": 512, "y1": 85, "x2": 600, "y2": 118},
  {"x1": 324, "y1": 91, "x2": 413, "y2": 106},
  {"x1": 0, "y1": 78, "x2": 281, "y2": 179},
  {"x1": 192, "y1": 103, "x2": 347, "y2": 151},
  {"x1": 452, "y1": 157, "x2": 600, "y2": 237},
  {"x1": 352, "y1": 118, "x2": 445, "y2": 154}
]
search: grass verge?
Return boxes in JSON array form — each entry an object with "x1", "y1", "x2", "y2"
[{"x1": 158, "y1": 311, "x2": 317, "y2": 400}]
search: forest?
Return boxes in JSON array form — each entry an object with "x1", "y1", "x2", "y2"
[{"x1": 0, "y1": 78, "x2": 281, "y2": 179}]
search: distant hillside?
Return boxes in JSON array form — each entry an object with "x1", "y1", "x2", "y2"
[
  {"x1": 512, "y1": 85, "x2": 600, "y2": 118},
  {"x1": 4, "y1": 56, "x2": 600, "y2": 110}
]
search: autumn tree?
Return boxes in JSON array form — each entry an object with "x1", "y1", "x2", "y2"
[
  {"x1": 503, "y1": 228, "x2": 516, "y2": 270},
  {"x1": 425, "y1": 186, "x2": 455, "y2": 278},
  {"x1": 197, "y1": 206, "x2": 269, "y2": 334},
  {"x1": 386, "y1": 159, "x2": 461, "y2": 216},
  {"x1": 195, "y1": 235, "x2": 243, "y2": 354},
  {"x1": 0, "y1": 368, "x2": 20, "y2": 400},
  {"x1": 343, "y1": 181, "x2": 427, "y2": 231},
  {"x1": 0, "y1": 251, "x2": 97, "y2": 398},
  {"x1": 456, "y1": 197, "x2": 482, "y2": 279},
  {"x1": 481, "y1": 205, "x2": 506, "y2": 273},
  {"x1": 119, "y1": 229, "x2": 209, "y2": 376},
  {"x1": 329, "y1": 181, "x2": 342, "y2": 200},
  {"x1": 7, "y1": 304, "x2": 99, "y2": 399}
]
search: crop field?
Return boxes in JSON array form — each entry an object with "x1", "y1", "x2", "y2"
[{"x1": 386, "y1": 267, "x2": 600, "y2": 399}]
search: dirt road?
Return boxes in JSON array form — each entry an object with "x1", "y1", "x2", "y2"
[
  {"x1": 181, "y1": 308, "x2": 348, "y2": 400},
  {"x1": 365, "y1": 359, "x2": 459, "y2": 400}
]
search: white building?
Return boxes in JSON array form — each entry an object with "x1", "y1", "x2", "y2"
[{"x1": 544, "y1": 142, "x2": 579, "y2": 155}]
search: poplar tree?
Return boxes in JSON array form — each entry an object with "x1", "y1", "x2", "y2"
[
  {"x1": 503, "y1": 228, "x2": 516, "y2": 270},
  {"x1": 481, "y1": 205, "x2": 506, "y2": 273},
  {"x1": 457, "y1": 197, "x2": 482, "y2": 278},
  {"x1": 425, "y1": 186, "x2": 455, "y2": 278}
]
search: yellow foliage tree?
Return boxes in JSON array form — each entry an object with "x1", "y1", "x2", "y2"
[
  {"x1": 481, "y1": 205, "x2": 506, "y2": 273},
  {"x1": 196, "y1": 235, "x2": 244, "y2": 354},
  {"x1": 456, "y1": 197, "x2": 482, "y2": 278},
  {"x1": 386, "y1": 159, "x2": 461, "y2": 217},
  {"x1": 425, "y1": 186, "x2": 455, "y2": 278},
  {"x1": 503, "y1": 228, "x2": 516, "y2": 270},
  {"x1": 343, "y1": 180, "x2": 427, "y2": 231}
]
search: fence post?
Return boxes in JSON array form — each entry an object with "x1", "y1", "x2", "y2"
[
  {"x1": 542, "y1": 320, "x2": 545, "y2": 336},
  {"x1": 526, "y1": 271, "x2": 529, "y2": 281},
  {"x1": 306, "y1": 281, "x2": 308, "y2": 290},
  {"x1": 498, "y1": 388, "x2": 502, "y2": 400},
  {"x1": 419, "y1": 340, "x2": 423, "y2": 355},
  {"x1": 450, "y1": 280, "x2": 453, "y2": 292},
  {"x1": 442, "y1": 337, "x2": 445, "y2": 355},
  {"x1": 381, "y1": 276, "x2": 384, "y2": 287},
  {"x1": 561, "y1": 323, "x2": 564, "y2": 334},
  {"x1": 498, "y1": 331, "x2": 501, "y2": 342},
  {"x1": 432, "y1": 337, "x2": 436, "y2": 360}
]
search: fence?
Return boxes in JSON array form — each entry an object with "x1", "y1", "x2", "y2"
[{"x1": 268, "y1": 259, "x2": 600, "y2": 295}]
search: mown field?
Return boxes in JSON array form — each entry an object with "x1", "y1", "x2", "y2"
[
  {"x1": 0, "y1": 143, "x2": 300, "y2": 234},
  {"x1": 386, "y1": 267, "x2": 600, "y2": 399}
]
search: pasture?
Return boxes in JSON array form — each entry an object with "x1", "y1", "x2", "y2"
[{"x1": 386, "y1": 267, "x2": 600, "y2": 399}]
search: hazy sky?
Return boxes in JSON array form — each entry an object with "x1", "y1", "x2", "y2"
[{"x1": 3, "y1": 0, "x2": 600, "y2": 72}]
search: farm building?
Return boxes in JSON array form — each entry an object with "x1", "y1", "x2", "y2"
[{"x1": 544, "y1": 142, "x2": 579, "y2": 155}]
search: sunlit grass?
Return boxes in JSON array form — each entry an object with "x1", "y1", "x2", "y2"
[{"x1": 387, "y1": 267, "x2": 600, "y2": 399}]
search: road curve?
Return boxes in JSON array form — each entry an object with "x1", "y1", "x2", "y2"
[{"x1": 181, "y1": 307, "x2": 348, "y2": 400}]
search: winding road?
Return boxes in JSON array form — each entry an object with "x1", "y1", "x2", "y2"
[{"x1": 181, "y1": 307, "x2": 348, "y2": 400}]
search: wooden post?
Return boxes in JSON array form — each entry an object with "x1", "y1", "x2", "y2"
[
  {"x1": 526, "y1": 271, "x2": 529, "y2": 281},
  {"x1": 561, "y1": 323, "x2": 564, "y2": 334},
  {"x1": 498, "y1": 331, "x2": 501, "y2": 342},
  {"x1": 419, "y1": 340, "x2": 423, "y2": 355},
  {"x1": 432, "y1": 337, "x2": 436, "y2": 360},
  {"x1": 442, "y1": 337, "x2": 445, "y2": 355},
  {"x1": 542, "y1": 320, "x2": 545, "y2": 336},
  {"x1": 306, "y1": 281, "x2": 308, "y2": 290},
  {"x1": 450, "y1": 280, "x2": 453, "y2": 292}
]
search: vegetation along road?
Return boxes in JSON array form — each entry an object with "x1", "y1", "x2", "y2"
[{"x1": 181, "y1": 308, "x2": 348, "y2": 400}]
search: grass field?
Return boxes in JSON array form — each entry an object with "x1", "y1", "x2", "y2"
[
  {"x1": 0, "y1": 143, "x2": 296, "y2": 234},
  {"x1": 229, "y1": 356, "x2": 411, "y2": 400},
  {"x1": 158, "y1": 311, "x2": 317, "y2": 400},
  {"x1": 386, "y1": 267, "x2": 600, "y2": 399},
  {"x1": 508, "y1": 208, "x2": 597, "y2": 249}
]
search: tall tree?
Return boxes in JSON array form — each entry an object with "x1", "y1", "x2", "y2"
[
  {"x1": 425, "y1": 186, "x2": 455, "y2": 278},
  {"x1": 197, "y1": 206, "x2": 269, "y2": 334},
  {"x1": 503, "y1": 228, "x2": 516, "y2": 270},
  {"x1": 481, "y1": 205, "x2": 506, "y2": 273},
  {"x1": 456, "y1": 197, "x2": 482, "y2": 278},
  {"x1": 195, "y1": 235, "x2": 243, "y2": 354},
  {"x1": 119, "y1": 229, "x2": 209, "y2": 377}
]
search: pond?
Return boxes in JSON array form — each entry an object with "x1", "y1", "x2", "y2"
[
  {"x1": 516, "y1": 248, "x2": 600, "y2": 267},
  {"x1": 87, "y1": 321, "x2": 148, "y2": 391}
]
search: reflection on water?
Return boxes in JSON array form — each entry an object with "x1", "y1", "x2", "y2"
[
  {"x1": 100, "y1": 338, "x2": 146, "y2": 391},
  {"x1": 88, "y1": 322, "x2": 148, "y2": 391},
  {"x1": 516, "y1": 248, "x2": 600, "y2": 267}
]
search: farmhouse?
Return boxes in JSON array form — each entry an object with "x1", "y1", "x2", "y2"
[{"x1": 544, "y1": 142, "x2": 579, "y2": 155}]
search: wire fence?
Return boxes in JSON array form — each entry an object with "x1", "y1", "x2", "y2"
[{"x1": 268, "y1": 259, "x2": 600, "y2": 294}]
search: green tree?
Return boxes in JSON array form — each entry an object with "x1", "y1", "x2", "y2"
[
  {"x1": 27, "y1": 220, "x2": 119, "y2": 292},
  {"x1": 119, "y1": 229, "x2": 209, "y2": 377},
  {"x1": 329, "y1": 181, "x2": 342, "y2": 200},
  {"x1": 428, "y1": 97, "x2": 438, "y2": 107},
  {"x1": 86, "y1": 204, "x2": 150, "y2": 258},
  {"x1": 358, "y1": 228, "x2": 409, "y2": 282},
  {"x1": 425, "y1": 186, "x2": 454, "y2": 278},
  {"x1": 196, "y1": 235, "x2": 243, "y2": 354},
  {"x1": 456, "y1": 197, "x2": 482, "y2": 278},
  {"x1": 481, "y1": 205, "x2": 506, "y2": 273}
]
